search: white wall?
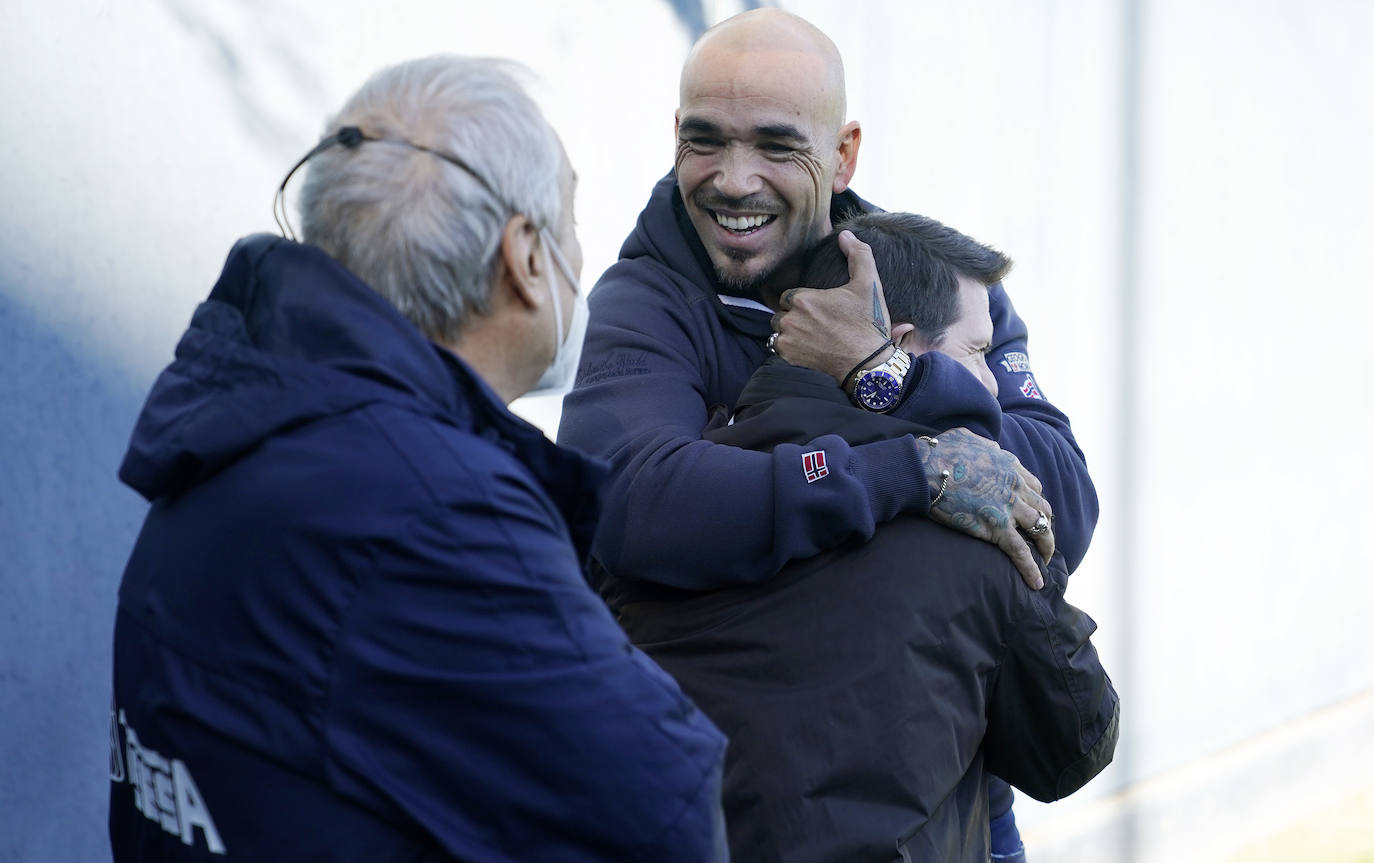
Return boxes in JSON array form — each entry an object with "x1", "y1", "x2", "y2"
[{"x1": 2, "y1": 1, "x2": 1370, "y2": 860}]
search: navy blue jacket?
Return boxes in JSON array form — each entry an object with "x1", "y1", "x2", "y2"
[
  {"x1": 108, "y1": 236, "x2": 728, "y2": 862},
  {"x1": 558, "y1": 174, "x2": 1099, "y2": 605}
]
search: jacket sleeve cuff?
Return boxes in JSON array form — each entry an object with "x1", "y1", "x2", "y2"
[
  {"x1": 849, "y1": 433, "x2": 932, "y2": 520},
  {"x1": 893, "y1": 352, "x2": 1002, "y2": 440},
  {"x1": 1054, "y1": 692, "x2": 1121, "y2": 800}
]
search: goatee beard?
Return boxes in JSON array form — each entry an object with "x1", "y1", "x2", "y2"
[
  {"x1": 715, "y1": 264, "x2": 769, "y2": 297},
  {"x1": 714, "y1": 250, "x2": 803, "y2": 300}
]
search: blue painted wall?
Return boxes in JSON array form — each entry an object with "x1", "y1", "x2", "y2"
[{"x1": 0, "y1": 291, "x2": 147, "y2": 861}]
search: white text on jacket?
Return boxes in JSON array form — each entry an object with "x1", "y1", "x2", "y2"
[{"x1": 111, "y1": 709, "x2": 226, "y2": 854}]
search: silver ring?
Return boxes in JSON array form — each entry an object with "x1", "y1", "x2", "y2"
[
  {"x1": 1029, "y1": 511, "x2": 1051, "y2": 536},
  {"x1": 766, "y1": 332, "x2": 779, "y2": 354}
]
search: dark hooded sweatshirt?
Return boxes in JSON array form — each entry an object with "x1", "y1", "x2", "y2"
[
  {"x1": 558, "y1": 173, "x2": 1099, "y2": 610},
  {"x1": 108, "y1": 235, "x2": 728, "y2": 863}
]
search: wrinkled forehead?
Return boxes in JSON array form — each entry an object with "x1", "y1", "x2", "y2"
[{"x1": 680, "y1": 44, "x2": 844, "y2": 134}]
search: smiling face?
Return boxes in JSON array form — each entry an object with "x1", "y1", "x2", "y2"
[{"x1": 674, "y1": 12, "x2": 859, "y2": 295}]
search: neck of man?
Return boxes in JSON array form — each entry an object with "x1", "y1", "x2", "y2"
[{"x1": 441, "y1": 333, "x2": 529, "y2": 406}]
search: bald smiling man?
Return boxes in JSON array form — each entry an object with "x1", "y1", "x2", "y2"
[
  {"x1": 673, "y1": 11, "x2": 855, "y2": 298},
  {"x1": 559, "y1": 9, "x2": 1103, "y2": 862}
]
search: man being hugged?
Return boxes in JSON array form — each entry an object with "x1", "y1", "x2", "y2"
[{"x1": 617, "y1": 212, "x2": 1119, "y2": 861}]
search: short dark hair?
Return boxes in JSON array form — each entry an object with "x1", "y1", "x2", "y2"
[{"x1": 800, "y1": 212, "x2": 1012, "y2": 347}]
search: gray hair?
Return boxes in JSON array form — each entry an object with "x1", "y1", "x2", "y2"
[{"x1": 299, "y1": 55, "x2": 563, "y2": 345}]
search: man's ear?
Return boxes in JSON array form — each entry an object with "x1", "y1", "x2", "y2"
[
  {"x1": 833, "y1": 121, "x2": 862, "y2": 194},
  {"x1": 891, "y1": 321, "x2": 916, "y2": 350},
  {"x1": 498, "y1": 214, "x2": 545, "y2": 311}
]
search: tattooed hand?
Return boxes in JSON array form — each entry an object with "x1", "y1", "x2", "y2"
[
  {"x1": 918, "y1": 427, "x2": 1055, "y2": 589},
  {"x1": 770, "y1": 230, "x2": 893, "y2": 383}
]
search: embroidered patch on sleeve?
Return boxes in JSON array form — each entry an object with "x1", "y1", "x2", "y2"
[
  {"x1": 999, "y1": 351, "x2": 1032, "y2": 374},
  {"x1": 1019, "y1": 375, "x2": 1043, "y2": 400},
  {"x1": 802, "y1": 450, "x2": 830, "y2": 483}
]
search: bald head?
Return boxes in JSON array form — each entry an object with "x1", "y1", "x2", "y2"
[
  {"x1": 681, "y1": 8, "x2": 847, "y2": 132},
  {"x1": 673, "y1": 9, "x2": 861, "y2": 294}
]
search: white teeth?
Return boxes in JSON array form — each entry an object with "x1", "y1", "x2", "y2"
[{"x1": 714, "y1": 213, "x2": 772, "y2": 231}]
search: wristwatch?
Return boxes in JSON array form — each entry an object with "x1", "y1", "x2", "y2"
[{"x1": 849, "y1": 346, "x2": 911, "y2": 412}]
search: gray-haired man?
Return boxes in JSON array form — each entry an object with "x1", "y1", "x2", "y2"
[{"x1": 109, "y1": 55, "x2": 726, "y2": 862}]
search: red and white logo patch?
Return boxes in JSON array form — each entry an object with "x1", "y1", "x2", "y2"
[
  {"x1": 802, "y1": 450, "x2": 830, "y2": 483},
  {"x1": 1019, "y1": 374, "x2": 1043, "y2": 400}
]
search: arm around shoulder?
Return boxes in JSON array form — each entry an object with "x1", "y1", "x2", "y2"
[
  {"x1": 559, "y1": 264, "x2": 931, "y2": 590},
  {"x1": 986, "y1": 282, "x2": 1101, "y2": 570}
]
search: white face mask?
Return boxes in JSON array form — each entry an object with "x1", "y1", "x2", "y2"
[{"x1": 529, "y1": 229, "x2": 587, "y2": 394}]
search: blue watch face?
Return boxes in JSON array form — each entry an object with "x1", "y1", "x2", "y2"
[{"x1": 856, "y1": 370, "x2": 901, "y2": 411}]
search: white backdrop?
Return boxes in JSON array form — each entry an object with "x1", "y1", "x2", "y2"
[{"x1": 2, "y1": 1, "x2": 1371, "y2": 860}]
